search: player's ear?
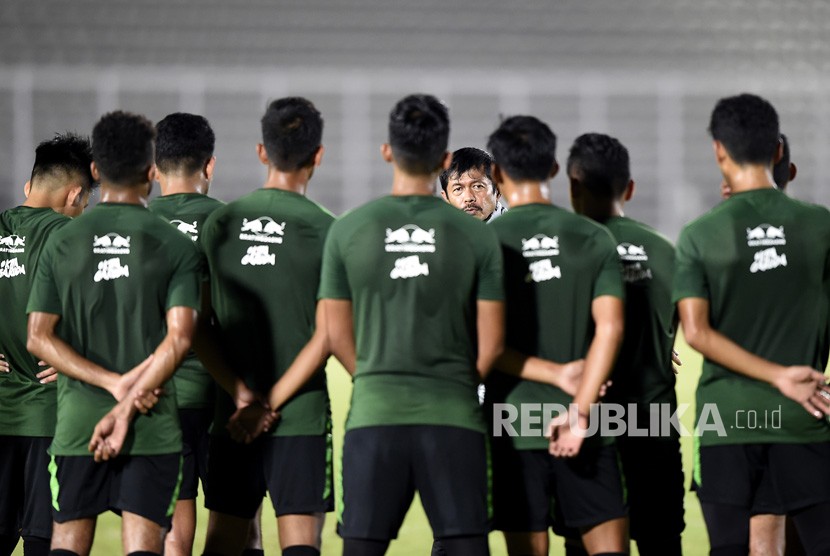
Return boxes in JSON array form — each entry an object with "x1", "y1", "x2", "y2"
[
  {"x1": 90, "y1": 162, "x2": 101, "y2": 182},
  {"x1": 773, "y1": 138, "x2": 784, "y2": 165},
  {"x1": 549, "y1": 161, "x2": 560, "y2": 180},
  {"x1": 440, "y1": 189, "x2": 449, "y2": 202},
  {"x1": 713, "y1": 140, "x2": 728, "y2": 164},
  {"x1": 66, "y1": 184, "x2": 83, "y2": 208},
  {"x1": 23, "y1": 180, "x2": 31, "y2": 199},
  {"x1": 440, "y1": 151, "x2": 452, "y2": 171},
  {"x1": 380, "y1": 143, "x2": 393, "y2": 164},
  {"x1": 256, "y1": 144, "x2": 269, "y2": 166},
  {"x1": 204, "y1": 156, "x2": 217, "y2": 181},
  {"x1": 146, "y1": 164, "x2": 157, "y2": 184},
  {"x1": 788, "y1": 162, "x2": 797, "y2": 183},
  {"x1": 492, "y1": 163, "x2": 504, "y2": 186},
  {"x1": 313, "y1": 145, "x2": 325, "y2": 167},
  {"x1": 624, "y1": 180, "x2": 635, "y2": 202}
]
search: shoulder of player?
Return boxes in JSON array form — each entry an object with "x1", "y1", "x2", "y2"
[{"x1": 609, "y1": 217, "x2": 675, "y2": 252}]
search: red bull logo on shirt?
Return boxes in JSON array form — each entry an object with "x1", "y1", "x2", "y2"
[
  {"x1": 239, "y1": 217, "x2": 286, "y2": 244},
  {"x1": 521, "y1": 234, "x2": 559, "y2": 257},
  {"x1": 170, "y1": 219, "x2": 199, "y2": 241},
  {"x1": 384, "y1": 225, "x2": 436, "y2": 253},
  {"x1": 746, "y1": 224, "x2": 786, "y2": 247},
  {"x1": 0, "y1": 234, "x2": 26, "y2": 254},
  {"x1": 92, "y1": 233, "x2": 131, "y2": 255}
]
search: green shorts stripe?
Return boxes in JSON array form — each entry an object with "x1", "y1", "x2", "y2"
[
  {"x1": 323, "y1": 418, "x2": 333, "y2": 501},
  {"x1": 48, "y1": 453, "x2": 60, "y2": 511},
  {"x1": 166, "y1": 455, "x2": 184, "y2": 517}
]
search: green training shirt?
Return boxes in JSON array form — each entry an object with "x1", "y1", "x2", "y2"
[
  {"x1": 0, "y1": 206, "x2": 69, "y2": 437},
  {"x1": 148, "y1": 192, "x2": 224, "y2": 409},
  {"x1": 27, "y1": 202, "x2": 202, "y2": 456},
  {"x1": 318, "y1": 195, "x2": 504, "y2": 434},
  {"x1": 485, "y1": 203, "x2": 624, "y2": 451},
  {"x1": 673, "y1": 188, "x2": 830, "y2": 446},
  {"x1": 201, "y1": 188, "x2": 333, "y2": 437},
  {"x1": 604, "y1": 216, "x2": 678, "y2": 412}
]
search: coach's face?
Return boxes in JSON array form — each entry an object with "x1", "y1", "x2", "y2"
[{"x1": 441, "y1": 169, "x2": 499, "y2": 221}]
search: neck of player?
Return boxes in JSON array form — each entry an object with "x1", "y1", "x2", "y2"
[
  {"x1": 500, "y1": 180, "x2": 551, "y2": 208},
  {"x1": 99, "y1": 182, "x2": 152, "y2": 205},
  {"x1": 723, "y1": 164, "x2": 776, "y2": 195},
  {"x1": 575, "y1": 196, "x2": 624, "y2": 223},
  {"x1": 390, "y1": 166, "x2": 440, "y2": 196},
  {"x1": 157, "y1": 173, "x2": 208, "y2": 196},
  {"x1": 263, "y1": 165, "x2": 312, "y2": 196}
]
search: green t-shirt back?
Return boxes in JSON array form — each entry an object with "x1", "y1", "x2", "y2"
[
  {"x1": 604, "y1": 216, "x2": 678, "y2": 412},
  {"x1": 201, "y1": 189, "x2": 333, "y2": 437},
  {"x1": 0, "y1": 206, "x2": 69, "y2": 437},
  {"x1": 27, "y1": 203, "x2": 202, "y2": 456},
  {"x1": 148, "y1": 192, "x2": 224, "y2": 409},
  {"x1": 318, "y1": 195, "x2": 504, "y2": 434},
  {"x1": 673, "y1": 188, "x2": 830, "y2": 446},
  {"x1": 485, "y1": 203, "x2": 624, "y2": 450}
]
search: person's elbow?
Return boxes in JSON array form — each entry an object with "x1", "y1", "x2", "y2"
[
  {"x1": 681, "y1": 320, "x2": 707, "y2": 353},
  {"x1": 26, "y1": 323, "x2": 48, "y2": 359}
]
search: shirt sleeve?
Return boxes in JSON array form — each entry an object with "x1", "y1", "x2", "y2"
[
  {"x1": 672, "y1": 226, "x2": 709, "y2": 303},
  {"x1": 592, "y1": 229, "x2": 625, "y2": 300},
  {"x1": 26, "y1": 237, "x2": 62, "y2": 316},
  {"x1": 166, "y1": 237, "x2": 203, "y2": 311},
  {"x1": 476, "y1": 225, "x2": 505, "y2": 301},
  {"x1": 318, "y1": 223, "x2": 351, "y2": 300}
]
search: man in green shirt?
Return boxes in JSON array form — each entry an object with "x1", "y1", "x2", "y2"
[
  {"x1": 569, "y1": 132, "x2": 683, "y2": 556},
  {"x1": 199, "y1": 97, "x2": 333, "y2": 556},
  {"x1": 26, "y1": 111, "x2": 202, "y2": 556},
  {"x1": 318, "y1": 94, "x2": 504, "y2": 556},
  {"x1": 0, "y1": 133, "x2": 95, "y2": 556},
  {"x1": 439, "y1": 147, "x2": 505, "y2": 222},
  {"x1": 674, "y1": 93, "x2": 830, "y2": 555},
  {"x1": 484, "y1": 116, "x2": 627, "y2": 556},
  {"x1": 146, "y1": 113, "x2": 228, "y2": 556}
]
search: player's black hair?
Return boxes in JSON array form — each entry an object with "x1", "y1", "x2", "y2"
[
  {"x1": 772, "y1": 133, "x2": 791, "y2": 190},
  {"x1": 30, "y1": 132, "x2": 96, "y2": 192},
  {"x1": 155, "y1": 113, "x2": 215, "y2": 175},
  {"x1": 438, "y1": 147, "x2": 495, "y2": 194},
  {"x1": 708, "y1": 93, "x2": 780, "y2": 166},
  {"x1": 92, "y1": 111, "x2": 156, "y2": 186},
  {"x1": 487, "y1": 115, "x2": 557, "y2": 182},
  {"x1": 567, "y1": 133, "x2": 630, "y2": 198},
  {"x1": 261, "y1": 97, "x2": 323, "y2": 171},
  {"x1": 388, "y1": 94, "x2": 450, "y2": 176}
]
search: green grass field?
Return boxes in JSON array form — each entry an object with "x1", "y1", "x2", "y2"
[{"x1": 13, "y1": 335, "x2": 708, "y2": 555}]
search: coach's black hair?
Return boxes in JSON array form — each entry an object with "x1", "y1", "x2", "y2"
[
  {"x1": 155, "y1": 113, "x2": 215, "y2": 175},
  {"x1": 708, "y1": 93, "x2": 780, "y2": 166},
  {"x1": 567, "y1": 133, "x2": 630, "y2": 198},
  {"x1": 92, "y1": 111, "x2": 156, "y2": 186},
  {"x1": 487, "y1": 115, "x2": 557, "y2": 183},
  {"x1": 388, "y1": 94, "x2": 450, "y2": 176},
  {"x1": 261, "y1": 97, "x2": 323, "y2": 171},
  {"x1": 772, "y1": 133, "x2": 791, "y2": 190},
  {"x1": 438, "y1": 147, "x2": 495, "y2": 193},
  {"x1": 30, "y1": 132, "x2": 96, "y2": 192}
]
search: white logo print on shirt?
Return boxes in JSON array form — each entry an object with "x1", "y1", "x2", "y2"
[
  {"x1": 93, "y1": 233, "x2": 131, "y2": 255},
  {"x1": 0, "y1": 258, "x2": 25, "y2": 278},
  {"x1": 385, "y1": 225, "x2": 436, "y2": 253},
  {"x1": 241, "y1": 245, "x2": 276, "y2": 266},
  {"x1": 239, "y1": 217, "x2": 286, "y2": 244},
  {"x1": 521, "y1": 235, "x2": 559, "y2": 258},
  {"x1": 390, "y1": 255, "x2": 430, "y2": 279},
  {"x1": 171, "y1": 220, "x2": 199, "y2": 241},
  {"x1": 0, "y1": 234, "x2": 25, "y2": 254},
  {"x1": 94, "y1": 258, "x2": 130, "y2": 282}
]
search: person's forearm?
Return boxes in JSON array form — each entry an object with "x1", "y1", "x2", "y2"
[
  {"x1": 269, "y1": 329, "x2": 330, "y2": 410},
  {"x1": 495, "y1": 348, "x2": 566, "y2": 385},
  {"x1": 127, "y1": 330, "x2": 192, "y2": 399},
  {"x1": 685, "y1": 325, "x2": 784, "y2": 384},
  {"x1": 476, "y1": 300, "x2": 505, "y2": 379},
  {"x1": 572, "y1": 321, "x2": 622, "y2": 414},
  {"x1": 324, "y1": 299, "x2": 357, "y2": 375},
  {"x1": 27, "y1": 329, "x2": 120, "y2": 393}
]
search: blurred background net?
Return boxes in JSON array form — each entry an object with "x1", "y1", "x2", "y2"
[{"x1": 1, "y1": 0, "x2": 829, "y2": 239}]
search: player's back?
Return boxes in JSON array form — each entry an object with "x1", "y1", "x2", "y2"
[
  {"x1": 320, "y1": 194, "x2": 502, "y2": 433},
  {"x1": 201, "y1": 188, "x2": 333, "y2": 436},
  {"x1": 0, "y1": 206, "x2": 68, "y2": 437},
  {"x1": 28, "y1": 202, "x2": 201, "y2": 455},
  {"x1": 604, "y1": 216, "x2": 677, "y2": 409},
  {"x1": 675, "y1": 187, "x2": 830, "y2": 445}
]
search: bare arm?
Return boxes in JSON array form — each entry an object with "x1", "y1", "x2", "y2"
[
  {"x1": 324, "y1": 299, "x2": 356, "y2": 375},
  {"x1": 476, "y1": 300, "x2": 505, "y2": 380},
  {"x1": 495, "y1": 349, "x2": 586, "y2": 396},
  {"x1": 678, "y1": 297, "x2": 830, "y2": 417}
]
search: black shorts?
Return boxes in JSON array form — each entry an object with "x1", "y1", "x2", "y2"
[
  {"x1": 49, "y1": 454, "x2": 182, "y2": 528},
  {"x1": 0, "y1": 436, "x2": 53, "y2": 539},
  {"x1": 178, "y1": 408, "x2": 211, "y2": 500},
  {"x1": 491, "y1": 442, "x2": 627, "y2": 533},
  {"x1": 205, "y1": 433, "x2": 333, "y2": 519},
  {"x1": 693, "y1": 443, "x2": 830, "y2": 514},
  {"x1": 339, "y1": 425, "x2": 489, "y2": 540},
  {"x1": 617, "y1": 435, "x2": 685, "y2": 540}
]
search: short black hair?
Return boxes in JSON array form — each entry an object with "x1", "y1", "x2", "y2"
[
  {"x1": 155, "y1": 113, "x2": 215, "y2": 175},
  {"x1": 567, "y1": 133, "x2": 630, "y2": 198},
  {"x1": 30, "y1": 132, "x2": 95, "y2": 192},
  {"x1": 772, "y1": 133, "x2": 791, "y2": 190},
  {"x1": 708, "y1": 93, "x2": 780, "y2": 166},
  {"x1": 92, "y1": 111, "x2": 156, "y2": 186},
  {"x1": 261, "y1": 97, "x2": 323, "y2": 171},
  {"x1": 487, "y1": 115, "x2": 557, "y2": 182},
  {"x1": 439, "y1": 147, "x2": 495, "y2": 193},
  {"x1": 388, "y1": 94, "x2": 450, "y2": 176}
]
